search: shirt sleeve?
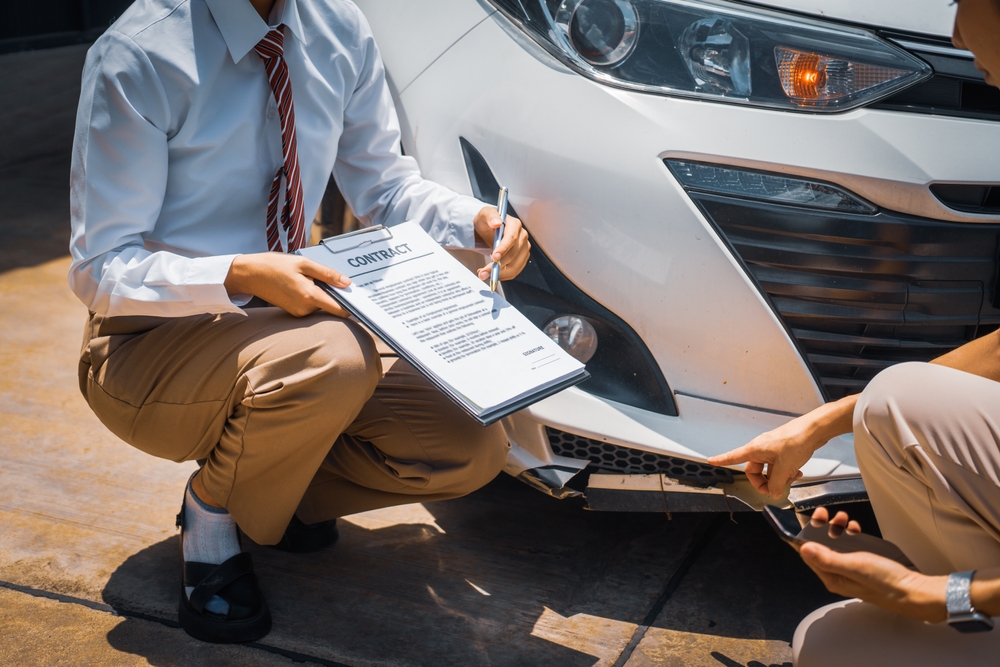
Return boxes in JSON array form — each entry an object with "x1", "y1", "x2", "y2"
[
  {"x1": 331, "y1": 10, "x2": 487, "y2": 249},
  {"x1": 68, "y1": 31, "x2": 245, "y2": 318}
]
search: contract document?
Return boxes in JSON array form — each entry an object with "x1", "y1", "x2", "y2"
[{"x1": 297, "y1": 223, "x2": 590, "y2": 425}]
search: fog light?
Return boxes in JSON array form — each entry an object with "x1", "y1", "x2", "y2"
[
  {"x1": 543, "y1": 315, "x2": 598, "y2": 363},
  {"x1": 679, "y1": 18, "x2": 751, "y2": 96},
  {"x1": 556, "y1": 0, "x2": 638, "y2": 66}
]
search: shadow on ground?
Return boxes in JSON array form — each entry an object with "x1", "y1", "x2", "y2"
[
  {"x1": 711, "y1": 655, "x2": 790, "y2": 667},
  {"x1": 99, "y1": 475, "x2": 840, "y2": 667},
  {"x1": 102, "y1": 475, "x2": 695, "y2": 665}
]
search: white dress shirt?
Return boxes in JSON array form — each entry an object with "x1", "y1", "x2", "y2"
[{"x1": 69, "y1": 0, "x2": 486, "y2": 318}]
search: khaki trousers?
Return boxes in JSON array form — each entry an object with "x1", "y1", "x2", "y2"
[
  {"x1": 794, "y1": 362, "x2": 1000, "y2": 666},
  {"x1": 78, "y1": 307, "x2": 509, "y2": 545}
]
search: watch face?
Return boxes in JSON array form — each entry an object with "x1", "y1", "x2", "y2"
[{"x1": 949, "y1": 615, "x2": 995, "y2": 634}]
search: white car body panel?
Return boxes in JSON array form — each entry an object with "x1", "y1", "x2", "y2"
[
  {"x1": 354, "y1": 0, "x2": 1000, "y2": 492},
  {"x1": 356, "y1": 0, "x2": 489, "y2": 93},
  {"x1": 743, "y1": 0, "x2": 956, "y2": 37}
]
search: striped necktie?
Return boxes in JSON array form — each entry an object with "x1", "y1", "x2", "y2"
[{"x1": 254, "y1": 27, "x2": 306, "y2": 253}]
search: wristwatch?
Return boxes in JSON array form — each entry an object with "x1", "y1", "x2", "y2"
[{"x1": 946, "y1": 570, "x2": 994, "y2": 633}]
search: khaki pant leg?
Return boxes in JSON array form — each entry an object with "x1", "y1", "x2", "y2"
[
  {"x1": 295, "y1": 357, "x2": 510, "y2": 523},
  {"x1": 80, "y1": 308, "x2": 380, "y2": 544},
  {"x1": 794, "y1": 599, "x2": 1000, "y2": 667},
  {"x1": 853, "y1": 362, "x2": 1000, "y2": 574}
]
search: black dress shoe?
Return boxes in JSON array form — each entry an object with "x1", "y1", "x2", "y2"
[{"x1": 271, "y1": 516, "x2": 339, "y2": 553}]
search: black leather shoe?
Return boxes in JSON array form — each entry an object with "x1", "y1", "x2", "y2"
[{"x1": 271, "y1": 516, "x2": 339, "y2": 553}]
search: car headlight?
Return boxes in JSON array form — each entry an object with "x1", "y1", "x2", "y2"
[{"x1": 487, "y1": 0, "x2": 931, "y2": 111}]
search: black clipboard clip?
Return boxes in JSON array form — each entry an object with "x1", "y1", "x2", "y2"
[{"x1": 319, "y1": 225, "x2": 394, "y2": 254}]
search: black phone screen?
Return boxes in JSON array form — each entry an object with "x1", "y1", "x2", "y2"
[{"x1": 763, "y1": 506, "x2": 913, "y2": 567}]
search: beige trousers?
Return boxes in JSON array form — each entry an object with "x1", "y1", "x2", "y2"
[
  {"x1": 794, "y1": 362, "x2": 1000, "y2": 666},
  {"x1": 78, "y1": 307, "x2": 509, "y2": 545}
]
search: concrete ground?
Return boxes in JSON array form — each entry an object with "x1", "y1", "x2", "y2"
[{"x1": 0, "y1": 44, "x2": 843, "y2": 667}]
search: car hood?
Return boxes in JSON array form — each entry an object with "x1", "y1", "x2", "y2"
[{"x1": 743, "y1": 0, "x2": 956, "y2": 38}]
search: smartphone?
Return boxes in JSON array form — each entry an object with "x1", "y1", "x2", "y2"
[{"x1": 763, "y1": 505, "x2": 913, "y2": 567}]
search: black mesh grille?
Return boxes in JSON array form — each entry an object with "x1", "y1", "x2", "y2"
[
  {"x1": 546, "y1": 428, "x2": 735, "y2": 486},
  {"x1": 695, "y1": 192, "x2": 1000, "y2": 400}
]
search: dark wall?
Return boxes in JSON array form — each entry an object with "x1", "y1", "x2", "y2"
[{"x1": 0, "y1": 0, "x2": 135, "y2": 53}]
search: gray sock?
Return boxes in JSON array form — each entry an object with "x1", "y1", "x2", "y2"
[{"x1": 182, "y1": 475, "x2": 240, "y2": 616}]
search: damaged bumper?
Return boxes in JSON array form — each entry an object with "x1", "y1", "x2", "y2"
[
  {"x1": 582, "y1": 473, "x2": 867, "y2": 513},
  {"x1": 515, "y1": 465, "x2": 867, "y2": 514}
]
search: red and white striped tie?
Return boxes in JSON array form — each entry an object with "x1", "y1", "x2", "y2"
[{"x1": 254, "y1": 27, "x2": 306, "y2": 253}]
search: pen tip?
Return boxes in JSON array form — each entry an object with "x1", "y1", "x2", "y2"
[{"x1": 489, "y1": 279, "x2": 499, "y2": 293}]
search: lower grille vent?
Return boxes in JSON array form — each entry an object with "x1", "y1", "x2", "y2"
[{"x1": 546, "y1": 428, "x2": 734, "y2": 487}]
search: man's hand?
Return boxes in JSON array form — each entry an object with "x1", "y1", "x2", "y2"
[
  {"x1": 707, "y1": 412, "x2": 824, "y2": 499},
  {"x1": 225, "y1": 252, "x2": 351, "y2": 318},
  {"x1": 799, "y1": 507, "x2": 947, "y2": 622},
  {"x1": 707, "y1": 395, "x2": 857, "y2": 499},
  {"x1": 473, "y1": 206, "x2": 530, "y2": 282}
]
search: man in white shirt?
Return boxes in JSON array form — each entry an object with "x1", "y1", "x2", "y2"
[{"x1": 71, "y1": 0, "x2": 529, "y2": 643}]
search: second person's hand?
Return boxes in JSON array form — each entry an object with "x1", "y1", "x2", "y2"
[
  {"x1": 707, "y1": 395, "x2": 859, "y2": 499},
  {"x1": 800, "y1": 508, "x2": 946, "y2": 622}
]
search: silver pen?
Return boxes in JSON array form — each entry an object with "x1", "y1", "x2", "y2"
[{"x1": 489, "y1": 186, "x2": 508, "y2": 293}]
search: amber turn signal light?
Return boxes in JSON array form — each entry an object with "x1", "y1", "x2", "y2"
[{"x1": 775, "y1": 46, "x2": 908, "y2": 107}]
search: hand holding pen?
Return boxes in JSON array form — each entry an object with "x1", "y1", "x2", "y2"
[
  {"x1": 490, "y1": 187, "x2": 509, "y2": 292},
  {"x1": 473, "y1": 188, "x2": 531, "y2": 285}
]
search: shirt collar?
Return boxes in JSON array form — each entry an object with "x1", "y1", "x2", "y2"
[{"x1": 204, "y1": 0, "x2": 308, "y2": 64}]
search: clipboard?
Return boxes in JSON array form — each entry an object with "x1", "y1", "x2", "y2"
[
  {"x1": 297, "y1": 224, "x2": 590, "y2": 425},
  {"x1": 319, "y1": 225, "x2": 394, "y2": 253}
]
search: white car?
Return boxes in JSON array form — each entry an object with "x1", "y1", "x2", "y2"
[{"x1": 353, "y1": 0, "x2": 1000, "y2": 513}]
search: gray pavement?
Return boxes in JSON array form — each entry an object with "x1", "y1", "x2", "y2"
[{"x1": 0, "y1": 44, "x2": 842, "y2": 667}]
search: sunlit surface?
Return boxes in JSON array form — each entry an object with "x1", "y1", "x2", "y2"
[
  {"x1": 340, "y1": 502, "x2": 446, "y2": 534},
  {"x1": 465, "y1": 579, "x2": 491, "y2": 596},
  {"x1": 531, "y1": 607, "x2": 638, "y2": 666}
]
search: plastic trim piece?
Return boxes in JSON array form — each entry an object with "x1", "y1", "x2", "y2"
[
  {"x1": 787, "y1": 478, "x2": 868, "y2": 511},
  {"x1": 462, "y1": 137, "x2": 679, "y2": 416},
  {"x1": 930, "y1": 183, "x2": 1000, "y2": 215},
  {"x1": 583, "y1": 473, "x2": 867, "y2": 513},
  {"x1": 876, "y1": 31, "x2": 1000, "y2": 122}
]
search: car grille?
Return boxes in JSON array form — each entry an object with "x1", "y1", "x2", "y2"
[
  {"x1": 695, "y1": 192, "x2": 1000, "y2": 400},
  {"x1": 546, "y1": 427, "x2": 735, "y2": 487}
]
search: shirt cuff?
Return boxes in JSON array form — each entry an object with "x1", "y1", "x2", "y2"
[
  {"x1": 185, "y1": 254, "x2": 247, "y2": 313},
  {"x1": 449, "y1": 196, "x2": 488, "y2": 249}
]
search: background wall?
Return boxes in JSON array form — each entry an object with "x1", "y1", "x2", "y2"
[{"x1": 0, "y1": 1, "x2": 135, "y2": 54}]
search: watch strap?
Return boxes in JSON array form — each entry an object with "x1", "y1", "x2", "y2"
[
  {"x1": 946, "y1": 570, "x2": 976, "y2": 615},
  {"x1": 946, "y1": 570, "x2": 994, "y2": 633}
]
